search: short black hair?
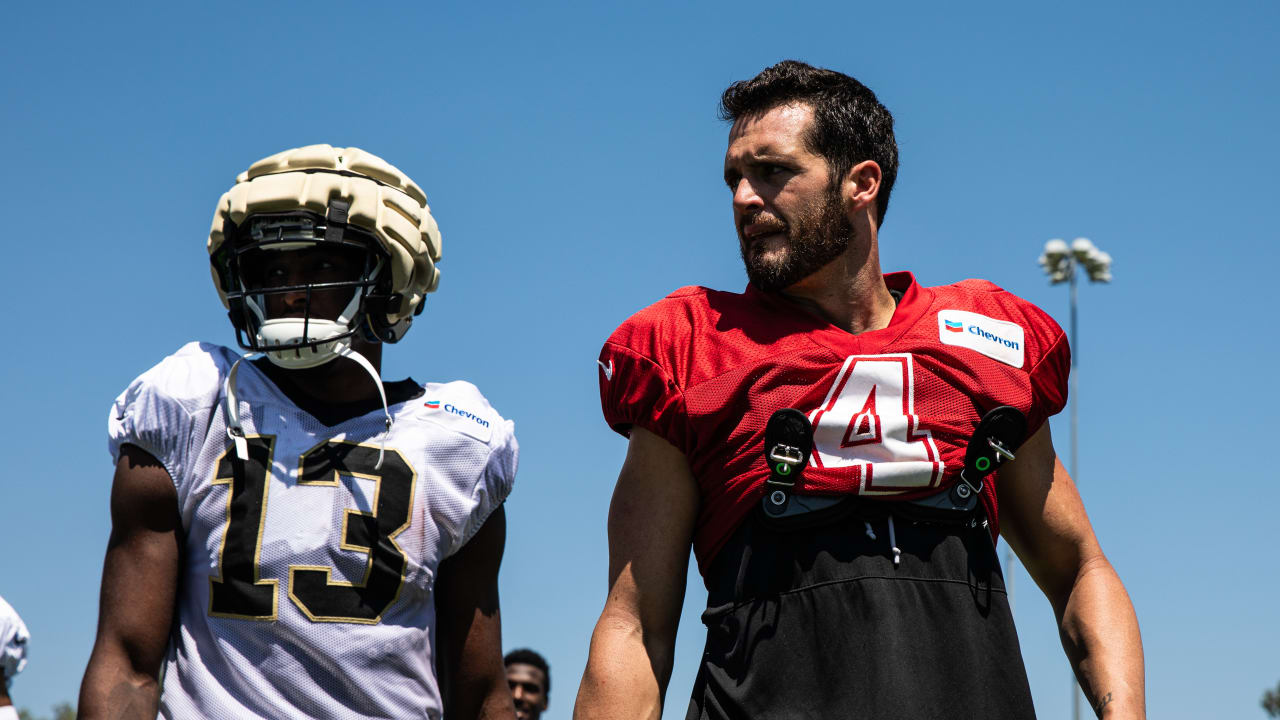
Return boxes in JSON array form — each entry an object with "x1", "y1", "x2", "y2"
[
  {"x1": 720, "y1": 59, "x2": 899, "y2": 227},
  {"x1": 504, "y1": 648, "x2": 550, "y2": 695}
]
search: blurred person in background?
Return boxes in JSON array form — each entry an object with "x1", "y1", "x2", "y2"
[
  {"x1": 0, "y1": 595, "x2": 29, "y2": 720},
  {"x1": 505, "y1": 648, "x2": 549, "y2": 720}
]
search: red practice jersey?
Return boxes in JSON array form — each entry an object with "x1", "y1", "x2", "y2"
[{"x1": 598, "y1": 272, "x2": 1069, "y2": 575}]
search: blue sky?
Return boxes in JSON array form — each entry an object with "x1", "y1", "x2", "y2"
[{"x1": 2, "y1": 2, "x2": 1277, "y2": 718}]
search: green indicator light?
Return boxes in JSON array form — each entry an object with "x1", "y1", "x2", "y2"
[
  {"x1": 975, "y1": 456, "x2": 991, "y2": 472},
  {"x1": 776, "y1": 463, "x2": 792, "y2": 475}
]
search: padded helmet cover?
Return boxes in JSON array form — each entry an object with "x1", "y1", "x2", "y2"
[{"x1": 208, "y1": 144, "x2": 442, "y2": 340}]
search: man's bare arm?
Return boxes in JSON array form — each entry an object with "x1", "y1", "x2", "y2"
[
  {"x1": 998, "y1": 423, "x2": 1145, "y2": 719},
  {"x1": 574, "y1": 427, "x2": 700, "y2": 720},
  {"x1": 79, "y1": 444, "x2": 182, "y2": 720},
  {"x1": 435, "y1": 505, "x2": 516, "y2": 720}
]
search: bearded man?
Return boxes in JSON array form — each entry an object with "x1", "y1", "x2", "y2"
[{"x1": 575, "y1": 60, "x2": 1144, "y2": 720}]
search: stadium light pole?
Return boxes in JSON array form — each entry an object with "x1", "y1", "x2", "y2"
[{"x1": 1037, "y1": 237, "x2": 1112, "y2": 720}]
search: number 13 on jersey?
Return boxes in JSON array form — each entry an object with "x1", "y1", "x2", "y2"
[{"x1": 208, "y1": 435, "x2": 416, "y2": 624}]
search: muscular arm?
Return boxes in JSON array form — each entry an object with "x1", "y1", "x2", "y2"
[
  {"x1": 998, "y1": 424, "x2": 1145, "y2": 719},
  {"x1": 79, "y1": 444, "x2": 182, "y2": 720},
  {"x1": 435, "y1": 505, "x2": 515, "y2": 720},
  {"x1": 574, "y1": 427, "x2": 700, "y2": 720}
]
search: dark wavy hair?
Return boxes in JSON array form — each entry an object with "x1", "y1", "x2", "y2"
[
  {"x1": 720, "y1": 60, "x2": 899, "y2": 227},
  {"x1": 504, "y1": 648, "x2": 550, "y2": 695}
]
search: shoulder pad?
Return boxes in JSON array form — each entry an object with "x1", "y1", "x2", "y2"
[
  {"x1": 951, "y1": 278, "x2": 1006, "y2": 294},
  {"x1": 665, "y1": 285, "x2": 709, "y2": 299},
  {"x1": 129, "y1": 342, "x2": 237, "y2": 411},
  {"x1": 416, "y1": 381, "x2": 504, "y2": 444}
]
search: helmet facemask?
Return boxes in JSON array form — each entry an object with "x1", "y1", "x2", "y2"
[{"x1": 215, "y1": 207, "x2": 390, "y2": 369}]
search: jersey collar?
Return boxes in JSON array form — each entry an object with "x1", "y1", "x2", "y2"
[{"x1": 743, "y1": 270, "x2": 933, "y2": 348}]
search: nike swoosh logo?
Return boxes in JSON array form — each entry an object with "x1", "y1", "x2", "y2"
[{"x1": 597, "y1": 359, "x2": 614, "y2": 381}]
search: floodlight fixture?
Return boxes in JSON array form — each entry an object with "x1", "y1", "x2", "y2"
[
  {"x1": 1038, "y1": 238, "x2": 1074, "y2": 284},
  {"x1": 1071, "y1": 236, "x2": 1096, "y2": 259},
  {"x1": 1039, "y1": 237, "x2": 1113, "y2": 286},
  {"x1": 1082, "y1": 248, "x2": 1112, "y2": 283},
  {"x1": 1043, "y1": 238, "x2": 1070, "y2": 260}
]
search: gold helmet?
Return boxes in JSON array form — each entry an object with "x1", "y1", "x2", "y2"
[{"x1": 208, "y1": 144, "x2": 442, "y2": 368}]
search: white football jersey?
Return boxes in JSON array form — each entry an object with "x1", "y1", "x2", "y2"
[
  {"x1": 0, "y1": 594, "x2": 29, "y2": 683},
  {"x1": 108, "y1": 342, "x2": 518, "y2": 720}
]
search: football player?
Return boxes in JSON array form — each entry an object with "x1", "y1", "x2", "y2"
[
  {"x1": 0, "y1": 595, "x2": 29, "y2": 720},
  {"x1": 576, "y1": 62, "x2": 1145, "y2": 719},
  {"x1": 504, "y1": 648, "x2": 550, "y2": 720},
  {"x1": 79, "y1": 145, "x2": 519, "y2": 719}
]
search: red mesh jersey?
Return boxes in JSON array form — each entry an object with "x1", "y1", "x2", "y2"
[{"x1": 598, "y1": 272, "x2": 1069, "y2": 576}]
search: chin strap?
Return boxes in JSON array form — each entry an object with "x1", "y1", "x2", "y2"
[
  {"x1": 333, "y1": 341, "x2": 393, "y2": 470},
  {"x1": 222, "y1": 345, "x2": 394, "y2": 469},
  {"x1": 224, "y1": 354, "x2": 252, "y2": 461}
]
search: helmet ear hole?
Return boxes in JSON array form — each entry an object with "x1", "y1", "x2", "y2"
[{"x1": 363, "y1": 293, "x2": 409, "y2": 343}]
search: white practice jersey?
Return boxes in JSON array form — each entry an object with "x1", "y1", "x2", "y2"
[
  {"x1": 0, "y1": 594, "x2": 29, "y2": 683},
  {"x1": 108, "y1": 342, "x2": 518, "y2": 720}
]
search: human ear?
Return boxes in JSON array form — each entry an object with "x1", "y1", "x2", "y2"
[{"x1": 843, "y1": 160, "x2": 882, "y2": 218}]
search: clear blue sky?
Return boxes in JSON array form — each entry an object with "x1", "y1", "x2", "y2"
[{"x1": 2, "y1": 2, "x2": 1277, "y2": 718}]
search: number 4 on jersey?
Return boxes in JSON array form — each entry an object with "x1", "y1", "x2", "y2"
[{"x1": 807, "y1": 354, "x2": 944, "y2": 493}]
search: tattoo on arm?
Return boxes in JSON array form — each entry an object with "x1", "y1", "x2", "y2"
[{"x1": 1093, "y1": 691, "x2": 1113, "y2": 716}]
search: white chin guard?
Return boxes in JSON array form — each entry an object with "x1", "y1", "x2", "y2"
[{"x1": 257, "y1": 318, "x2": 350, "y2": 369}]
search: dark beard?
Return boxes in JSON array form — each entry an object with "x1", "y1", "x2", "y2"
[{"x1": 740, "y1": 185, "x2": 853, "y2": 292}]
